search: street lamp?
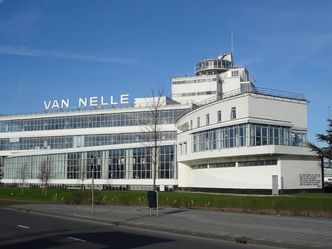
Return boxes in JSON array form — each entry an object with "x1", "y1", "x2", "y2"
[{"x1": 91, "y1": 153, "x2": 95, "y2": 215}]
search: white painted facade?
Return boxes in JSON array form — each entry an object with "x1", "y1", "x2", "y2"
[
  {"x1": 176, "y1": 92, "x2": 321, "y2": 192},
  {"x1": 0, "y1": 53, "x2": 322, "y2": 193}
]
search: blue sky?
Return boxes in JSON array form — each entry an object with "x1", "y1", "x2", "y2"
[{"x1": 0, "y1": 0, "x2": 331, "y2": 141}]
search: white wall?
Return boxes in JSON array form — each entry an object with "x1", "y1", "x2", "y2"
[
  {"x1": 280, "y1": 158, "x2": 321, "y2": 189},
  {"x1": 177, "y1": 94, "x2": 307, "y2": 132},
  {"x1": 171, "y1": 67, "x2": 247, "y2": 105},
  {"x1": 178, "y1": 157, "x2": 321, "y2": 190},
  {"x1": 248, "y1": 94, "x2": 307, "y2": 130},
  {"x1": 222, "y1": 77, "x2": 241, "y2": 93},
  {"x1": 180, "y1": 165, "x2": 280, "y2": 189},
  {"x1": 176, "y1": 93, "x2": 309, "y2": 164},
  {"x1": 176, "y1": 94, "x2": 249, "y2": 130},
  {"x1": 177, "y1": 162, "x2": 192, "y2": 187}
]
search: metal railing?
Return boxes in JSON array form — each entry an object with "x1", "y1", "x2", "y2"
[
  {"x1": 229, "y1": 86, "x2": 306, "y2": 101},
  {"x1": 195, "y1": 86, "x2": 306, "y2": 107}
]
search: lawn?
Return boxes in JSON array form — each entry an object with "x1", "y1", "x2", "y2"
[{"x1": 1, "y1": 188, "x2": 332, "y2": 216}]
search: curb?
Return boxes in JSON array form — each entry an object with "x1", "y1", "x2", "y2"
[{"x1": 3, "y1": 206, "x2": 329, "y2": 249}]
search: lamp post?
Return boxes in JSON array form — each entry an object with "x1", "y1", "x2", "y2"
[{"x1": 91, "y1": 153, "x2": 95, "y2": 215}]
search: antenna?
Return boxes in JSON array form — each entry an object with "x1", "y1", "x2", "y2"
[
  {"x1": 231, "y1": 29, "x2": 234, "y2": 65},
  {"x1": 231, "y1": 30, "x2": 234, "y2": 54}
]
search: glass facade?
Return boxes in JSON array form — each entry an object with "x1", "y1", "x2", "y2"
[
  {"x1": 4, "y1": 145, "x2": 175, "y2": 181},
  {"x1": 0, "y1": 131, "x2": 176, "y2": 151},
  {"x1": 192, "y1": 123, "x2": 307, "y2": 152},
  {"x1": 0, "y1": 107, "x2": 182, "y2": 187},
  {"x1": 0, "y1": 109, "x2": 188, "y2": 133}
]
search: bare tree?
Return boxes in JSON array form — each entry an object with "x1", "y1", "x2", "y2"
[
  {"x1": 39, "y1": 158, "x2": 53, "y2": 195},
  {"x1": 79, "y1": 156, "x2": 87, "y2": 190},
  {"x1": 0, "y1": 157, "x2": 4, "y2": 186},
  {"x1": 141, "y1": 88, "x2": 166, "y2": 191},
  {"x1": 19, "y1": 163, "x2": 29, "y2": 194}
]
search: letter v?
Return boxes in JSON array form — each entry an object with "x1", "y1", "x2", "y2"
[{"x1": 44, "y1": 101, "x2": 51, "y2": 110}]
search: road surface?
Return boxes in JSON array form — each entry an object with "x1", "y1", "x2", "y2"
[{"x1": 0, "y1": 208, "x2": 281, "y2": 249}]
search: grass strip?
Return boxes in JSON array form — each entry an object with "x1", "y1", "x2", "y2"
[{"x1": 0, "y1": 188, "x2": 331, "y2": 214}]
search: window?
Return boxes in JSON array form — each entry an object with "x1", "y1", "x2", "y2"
[
  {"x1": 238, "y1": 126, "x2": 246, "y2": 146},
  {"x1": 217, "y1": 111, "x2": 222, "y2": 122},
  {"x1": 192, "y1": 124, "x2": 248, "y2": 152},
  {"x1": 292, "y1": 132, "x2": 306, "y2": 146},
  {"x1": 209, "y1": 162, "x2": 235, "y2": 168},
  {"x1": 238, "y1": 160, "x2": 277, "y2": 167},
  {"x1": 206, "y1": 114, "x2": 210, "y2": 125},
  {"x1": 190, "y1": 120, "x2": 193, "y2": 129},
  {"x1": 192, "y1": 123, "x2": 305, "y2": 153},
  {"x1": 192, "y1": 164, "x2": 208, "y2": 169},
  {"x1": 197, "y1": 117, "x2": 200, "y2": 128},
  {"x1": 262, "y1": 127, "x2": 268, "y2": 145},
  {"x1": 108, "y1": 149, "x2": 126, "y2": 179},
  {"x1": 183, "y1": 142, "x2": 187, "y2": 154},
  {"x1": 230, "y1": 107, "x2": 236, "y2": 119},
  {"x1": 231, "y1": 70, "x2": 239, "y2": 77},
  {"x1": 255, "y1": 126, "x2": 261, "y2": 146}
]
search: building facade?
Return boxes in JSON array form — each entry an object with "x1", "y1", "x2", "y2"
[
  {"x1": 0, "y1": 102, "x2": 190, "y2": 190},
  {"x1": 0, "y1": 53, "x2": 322, "y2": 193}
]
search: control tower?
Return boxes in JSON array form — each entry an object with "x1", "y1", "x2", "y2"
[
  {"x1": 195, "y1": 54, "x2": 233, "y2": 76},
  {"x1": 171, "y1": 53, "x2": 252, "y2": 105}
]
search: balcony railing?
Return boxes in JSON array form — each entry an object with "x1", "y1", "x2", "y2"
[
  {"x1": 227, "y1": 86, "x2": 306, "y2": 101},
  {"x1": 195, "y1": 86, "x2": 307, "y2": 107}
]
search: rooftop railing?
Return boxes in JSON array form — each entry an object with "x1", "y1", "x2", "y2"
[
  {"x1": 195, "y1": 86, "x2": 307, "y2": 106},
  {"x1": 232, "y1": 86, "x2": 306, "y2": 101}
]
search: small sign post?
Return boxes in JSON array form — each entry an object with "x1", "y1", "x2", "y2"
[{"x1": 147, "y1": 190, "x2": 158, "y2": 216}]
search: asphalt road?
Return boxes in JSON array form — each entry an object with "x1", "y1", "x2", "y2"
[{"x1": 0, "y1": 208, "x2": 283, "y2": 249}]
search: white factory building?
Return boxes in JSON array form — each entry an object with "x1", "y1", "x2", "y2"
[{"x1": 0, "y1": 53, "x2": 321, "y2": 194}]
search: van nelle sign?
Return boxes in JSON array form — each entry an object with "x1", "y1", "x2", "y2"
[{"x1": 43, "y1": 94, "x2": 130, "y2": 110}]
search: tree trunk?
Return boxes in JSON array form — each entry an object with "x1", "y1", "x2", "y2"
[
  {"x1": 321, "y1": 156, "x2": 325, "y2": 191},
  {"x1": 153, "y1": 134, "x2": 157, "y2": 191}
]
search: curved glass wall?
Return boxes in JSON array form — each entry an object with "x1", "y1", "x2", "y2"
[
  {"x1": 192, "y1": 123, "x2": 307, "y2": 152},
  {"x1": 195, "y1": 59, "x2": 232, "y2": 74}
]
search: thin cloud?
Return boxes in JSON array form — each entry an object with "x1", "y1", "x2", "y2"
[
  {"x1": 0, "y1": 7, "x2": 43, "y2": 38},
  {"x1": 0, "y1": 45, "x2": 139, "y2": 64},
  {"x1": 248, "y1": 32, "x2": 332, "y2": 70}
]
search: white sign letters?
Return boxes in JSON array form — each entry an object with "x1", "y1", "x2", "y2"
[{"x1": 43, "y1": 94, "x2": 130, "y2": 110}]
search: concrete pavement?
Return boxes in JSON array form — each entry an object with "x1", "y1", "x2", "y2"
[{"x1": 5, "y1": 203, "x2": 332, "y2": 249}]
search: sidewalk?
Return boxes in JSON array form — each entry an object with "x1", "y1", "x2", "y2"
[{"x1": 7, "y1": 203, "x2": 332, "y2": 249}]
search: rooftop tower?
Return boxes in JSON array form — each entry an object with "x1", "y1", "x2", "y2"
[{"x1": 171, "y1": 53, "x2": 252, "y2": 105}]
